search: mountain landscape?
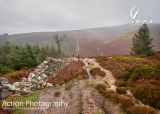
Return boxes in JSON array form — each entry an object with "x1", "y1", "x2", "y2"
[
  {"x1": 0, "y1": 24, "x2": 160, "y2": 57},
  {"x1": 1, "y1": 0, "x2": 160, "y2": 113},
  {"x1": 0, "y1": 24, "x2": 160, "y2": 114}
]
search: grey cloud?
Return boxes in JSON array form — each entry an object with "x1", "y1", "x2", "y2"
[{"x1": 0, "y1": 0, "x2": 160, "y2": 34}]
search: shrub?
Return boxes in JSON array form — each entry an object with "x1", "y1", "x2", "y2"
[
  {"x1": 90, "y1": 67, "x2": 106, "y2": 77},
  {"x1": 123, "y1": 64, "x2": 160, "y2": 81},
  {"x1": 0, "y1": 65, "x2": 11, "y2": 74},
  {"x1": 47, "y1": 61, "x2": 86, "y2": 85},
  {"x1": 96, "y1": 56, "x2": 108, "y2": 62},
  {"x1": 5, "y1": 72, "x2": 20, "y2": 79},
  {"x1": 126, "y1": 105, "x2": 158, "y2": 114},
  {"x1": 114, "y1": 56, "x2": 149, "y2": 64},
  {"x1": 132, "y1": 83, "x2": 160, "y2": 109},
  {"x1": 65, "y1": 80, "x2": 74, "y2": 90},
  {"x1": 116, "y1": 87, "x2": 127, "y2": 94},
  {"x1": 154, "y1": 51, "x2": 160, "y2": 58},
  {"x1": 117, "y1": 96, "x2": 134, "y2": 110},
  {"x1": 115, "y1": 80, "x2": 128, "y2": 87},
  {"x1": 95, "y1": 83, "x2": 137, "y2": 113},
  {"x1": 95, "y1": 83, "x2": 106, "y2": 94},
  {"x1": 99, "y1": 89, "x2": 134, "y2": 112},
  {"x1": 4, "y1": 70, "x2": 31, "y2": 83}
]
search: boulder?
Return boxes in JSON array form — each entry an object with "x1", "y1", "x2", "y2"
[
  {"x1": 0, "y1": 77, "x2": 8, "y2": 84},
  {"x1": 22, "y1": 77, "x2": 28, "y2": 82},
  {"x1": 29, "y1": 84, "x2": 37, "y2": 90},
  {"x1": 0, "y1": 77, "x2": 14, "y2": 99},
  {"x1": 0, "y1": 88, "x2": 13, "y2": 99},
  {"x1": 13, "y1": 82, "x2": 21, "y2": 88},
  {"x1": 28, "y1": 73, "x2": 35, "y2": 78},
  {"x1": 3, "y1": 83, "x2": 16, "y2": 91},
  {"x1": 46, "y1": 83, "x2": 53, "y2": 87}
]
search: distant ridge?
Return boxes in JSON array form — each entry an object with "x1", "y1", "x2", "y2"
[{"x1": 0, "y1": 23, "x2": 160, "y2": 57}]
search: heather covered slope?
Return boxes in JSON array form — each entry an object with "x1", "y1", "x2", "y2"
[
  {"x1": 1, "y1": 54, "x2": 160, "y2": 114},
  {"x1": 96, "y1": 53, "x2": 160, "y2": 112},
  {"x1": 0, "y1": 24, "x2": 160, "y2": 57},
  {"x1": 78, "y1": 24, "x2": 160, "y2": 57}
]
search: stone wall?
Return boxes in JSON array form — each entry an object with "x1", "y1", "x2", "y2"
[{"x1": 0, "y1": 57, "x2": 71, "y2": 99}]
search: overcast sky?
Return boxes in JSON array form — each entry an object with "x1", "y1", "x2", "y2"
[{"x1": 0, "y1": 0, "x2": 160, "y2": 34}]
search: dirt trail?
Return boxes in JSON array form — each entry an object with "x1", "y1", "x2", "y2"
[
  {"x1": 82, "y1": 58, "x2": 117, "y2": 92},
  {"x1": 81, "y1": 87, "x2": 119, "y2": 114},
  {"x1": 27, "y1": 58, "x2": 160, "y2": 114},
  {"x1": 27, "y1": 58, "x2": 120, "y2": 114},
  {"x1": 27, "y1": 80, "x2": 85, "y2": 114},
  {"x1": 27, "y1": 80, "x2": 119, "y2": 114},
  {"x1": 83, "y1": 58, "x2": 159, "y2": 113}
]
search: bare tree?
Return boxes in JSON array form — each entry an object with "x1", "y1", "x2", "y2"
[{"x1": 53, "y1": 33, "x2": 65, "y2": 57}]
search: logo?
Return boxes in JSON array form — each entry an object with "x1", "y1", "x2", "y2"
[
  {"x1": 130, "y1": 7, "x2": 153, "y2": 24},
  {"x1": 130, "y1": 7, "x2": 141, "y2": 20}
]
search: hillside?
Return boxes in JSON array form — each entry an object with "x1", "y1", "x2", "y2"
[
  {"x1": 1, "y1": 54, "x2": 160, "y2": 114},
  {"x1": 0, "y1": 24, "x2": 160, "y2": 57},
  {"x1": 77, "y1": 24, "x2": 160, "y2": 56}
]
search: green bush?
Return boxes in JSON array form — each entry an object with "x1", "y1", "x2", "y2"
[
  {"x1": 0, "y1": 65, "x2": 11, "y2": 74},
  {"x1": 96, "y1": 56, "x2": 108, "y2": 62},
  {"x1": 154, "y1": 51, "x2": 160, "y2": 58},
  {"x1": 115, "y1": 56, "x2": 144, "y2": 63},
  {"x1": 5, "y1": 72, "x2": 20, "y2": 79},
  {"x1": 123, "y1": 64, "x2": 160, "y2": 81},
  {"x1": 0, "y1": 42, "x2": 59, "y2": 71}
]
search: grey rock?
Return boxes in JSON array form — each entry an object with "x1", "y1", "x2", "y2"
[
  {"x1": 37, "y1": 76, "x2": 42, "y2": 80},
  {"x1": 23, "y1": 87, "x2": 31, "y2": 93},
  {"x1": 42, "y1": 82, "x2": 47, "y2": 87},
  {"x1": 0, "y1": 58, "x2": 71, "y2": 99},
  {"x1": 0, "y1": 77, "x2": 8, "y2": 84},
  {"x1": 29, "y1": 73, "x2": 35, "y2": 78},
  {"x1": 47, "y1": 83, "x2": 53, "y2": 87},
  {"x1": 3, "y1": 83, "x2": 16, "y2": 91},
  {"x1": 0, "y1": 88, "x2": 13, "y2": 99},
  {"x1": 13, "y1": 82, "x2": 21, "y2": 88},
  {"x1": 22, "y1": 77, "x2": 28, "y2": 82}
]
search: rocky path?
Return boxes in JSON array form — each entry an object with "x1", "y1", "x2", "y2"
[
  {"x1": 82, "y1": 58, "x2": 117, "y2": 92},
  {"x1": 27, "y1": 80, "x2": 84, "y2": 114},
  {"x1": 81, "y1": 87, "x2": 119, "y2": 114},
  {"x1": 27, "y1": 58, "x2": 120, "y2": 114},
  {"x1": 25, "y1": 57, "x2": 160, "y2": 114},
  {"x1": 83, "y1": 58, "x2": 160, "y2": 113},
  {"x1": 27, "y1": 80, "x2": 119, "y2": 114}
]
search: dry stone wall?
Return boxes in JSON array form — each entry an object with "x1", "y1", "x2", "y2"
[{"x1": 0, "y1": 57, "x2": 72, "y2": 99}]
